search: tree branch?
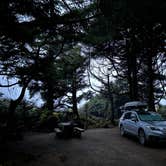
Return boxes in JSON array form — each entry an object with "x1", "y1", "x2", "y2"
[
  {"x1": 0, "y1": 82, "x2": 19, "y2": 87},
  {"x1": 61, "y1": 0, "x2": 72, "y2": 12}
]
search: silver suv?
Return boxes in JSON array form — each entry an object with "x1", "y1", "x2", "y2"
[{"x1": 119, "y1": 111, "x2": 166, "y2": 145}]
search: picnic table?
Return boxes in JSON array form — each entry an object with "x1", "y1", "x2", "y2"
[{"x1": 54, "y1": 121, "x2": 84, "y2": 138}]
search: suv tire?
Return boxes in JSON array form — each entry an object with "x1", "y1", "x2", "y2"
[
  {"x1": 120, "y1": 125, "x2": 126, "y2": 136},
  {"x1": 138, "y1": 129, "x2": 147, "y2": 145}
]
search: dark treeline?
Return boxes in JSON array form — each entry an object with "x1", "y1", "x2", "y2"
[
  {"x1": 0, "y1": 0, "x2": 166, "y2": 134},
  {"x1": 92, "y1": 0, "x2": 166, "y2": 112}
]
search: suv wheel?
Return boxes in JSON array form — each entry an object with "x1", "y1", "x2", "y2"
[
  {"x1": 120, "y1": 125, "x2": 125, "y2": 136},
  {"x1": 138, "y1": 129, "x2": 147, "y2": 145}
]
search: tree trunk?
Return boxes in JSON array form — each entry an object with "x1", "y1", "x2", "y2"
[
  {"x1": 72, "y1": 71, "x2": 79, "y2": 119},
  {"x1": 7, "y1": 79, "x2": 30, "y2": 130},
  {"x1": 46, "y1": 84, "x2": 54, "y2": 111},
  {"x1": 145, "y1": 27, "x2": 156, "y2": 112},
  {"x1": 147, "y1": 53, "x2": 155, "y2": 111},
  {"x1": 125, "y1": 31, "x2": 139, "y2": 101},
  {"x1": 7, "y1": 100, "x2": 19, "y2": 130},
  {"x1": 107, "y1": 75, "x2": 114, "y2": 124},
  {"x1": 126, "y1": 42, "x2": 138, "y2": 100},
  {"x1": 131, "y1": 52, "x2": 138, "y2": 100}
]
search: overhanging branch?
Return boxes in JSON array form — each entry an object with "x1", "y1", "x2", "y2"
[{"x1": 0, "y1": 82, "x2": 19, "y2": 87}]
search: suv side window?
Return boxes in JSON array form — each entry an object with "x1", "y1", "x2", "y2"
[
  {"x1": 123, "y1": 112, "x2": 131, "y2": 120},
  {"x1": 131, "y1": 112, "x2": 138, "y2": 121}
]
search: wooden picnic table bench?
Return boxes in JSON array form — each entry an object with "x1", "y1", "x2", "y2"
[
  {"x1": 54, "y1": 122, "x2": 84, "y2": 138},
  {"x1": 73, "y1": 127, "x2": 85, "y2": 138}
]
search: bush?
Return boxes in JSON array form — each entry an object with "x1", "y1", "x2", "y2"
[{"x1": 80, "y1": 114, "x2": 112, "y2": 129}]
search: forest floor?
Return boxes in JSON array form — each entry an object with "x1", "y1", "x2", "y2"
[{"x1": 1, "y1": 127, "x2": 166, "y2": 166}]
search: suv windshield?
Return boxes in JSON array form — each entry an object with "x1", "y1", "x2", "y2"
[{"x1": 138, "y1": 112, "x2": 165, "y2": 121}]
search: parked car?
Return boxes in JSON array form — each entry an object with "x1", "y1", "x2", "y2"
[{"x1": 119, "y1": 110, "x2": 166, "y2": 145}]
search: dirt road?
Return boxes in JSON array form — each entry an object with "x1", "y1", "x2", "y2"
[{"x1": 2, "y1": 128, "x2": 166, "y2": 166}]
